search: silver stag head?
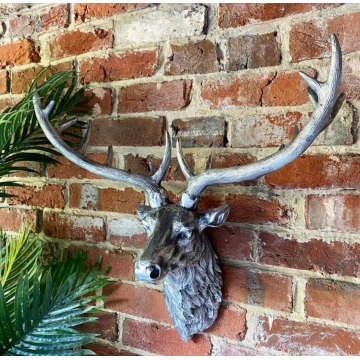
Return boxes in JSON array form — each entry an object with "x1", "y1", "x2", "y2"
[{"x1": 33, "y1": 35, "x2": 343, "y2": 342}]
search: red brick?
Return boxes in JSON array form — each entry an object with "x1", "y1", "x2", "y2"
[
  {"x1": 228, "y1": 32, "x2": 281, "y2": 70},
  {"x1": 209, "y1": 153, "x2": 259, "y2": 186},
  {"x1": 80, "y1": 49, "x2": 158, "y2": 84},
  {"x1": 306, "y1": 194, "x2": 360, "y2": 232},
  {"x1": 222, "y1": 266, "x2": 292, "y2": 311},
  {"x1": 88, "y1": 117, "x2": 165, "y2": 147},
  {"x1": 207, "y1": 306, "x2": 246, "y2": 340},
  {"x1": 171, "y1": 117, "x2": 226, "y2": 147},
  {"x1": 75, "y1": 3, "x2": 148, "y2": 22},
  {"x1": 118, "y1": 80, "x2": 192, "y2": 113},
  {"x1": 0, "y1": 98, "x2": 17, "y2": 112},
  {"x1": 200, "y1": 193, "x2": 293, "y2": 225},
  {"x1": 47, "y1": 153, "x2": 113, "y2": 180},
  {"x1": 5, "y1": 184, "x2": 65, "y2": 209},
  {"x1": 305, "y1": 279, "x2": 360, "y2": 326},
  {"x1": 258, "y1": 232, "x2": 360, "y2": 277},
  {"x1": 85, "y1": 343, "x2": 135, "y2": 356},
  {"x1": 265, "y1": 154, "x2": 360, "y2": 189},
  {"x1": 0, "y1": 70, "x2": 7, "y2": 94},
  {"x1": 290, "y1": 12, "x2": 360, "y2": 62},
  {"x1": 219, "y1": 4, "x2": 338, "y2": 28},
  {"x1": 104, "y1": 283, "x2": 171, "y2": 324},
  {"x1": 84, "y1": 248, "x2": 134, "y2": 281},
  {"x1": 208, "y1": 226, "x2": 253, "y2": 262},
  {"x1": 84, "y1": 88, "x2": 113, "y2": 116},
  {"x1": 50, "y1": 29, "x2": 113, "y2": 59},
  {"x1": 9, "y1": 4, "x2": 69, "y2": 38},
  {"x1": 124, "y1": 153, "x2": 195, "y2": 182},
  {"x1": 0, "y1": 39, "x2": 40, "y2": 67},
  {"x1": 76, "y1": 311, "x2": 118, "y2": 341},
  {"x1": 262, "y1": 70, "x2": 315, "y2": 106},
  {"x1": 201, "y1": 73, "x2": 275, "y2": 109},
  {"x1": 165, "y1": 40, "x2": 219, "y2": 75},
  {"x1": 0, "y1": 208, "x2": 37, "y2": 232},
  {"x1": 43, "y1": 212, "x2": 105, "y2": 242},
  {"x1": 11, "y1": 61, "x2": 72, "y2": 94},
  {"x1": 123, "y1": 318, "x2": 212, "y2": 355},
  {"x1": 253, "y1": 315, "x2": 360, "y2": 355}
]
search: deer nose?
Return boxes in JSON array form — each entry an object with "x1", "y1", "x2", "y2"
[{"x1": 135, "y1": 262, "x2": 162, "y2": 283}]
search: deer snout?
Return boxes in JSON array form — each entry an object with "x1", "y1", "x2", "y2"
[{"x1": 135, "y1": 261, "x2": 162, "y2": 283}]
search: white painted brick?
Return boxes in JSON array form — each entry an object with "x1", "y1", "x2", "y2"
[{"x1": 114, "y1": 4, "x2": 207, "y2": 47}]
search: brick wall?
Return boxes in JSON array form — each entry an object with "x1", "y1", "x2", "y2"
[{"x1": 0, "y1": 3, "x2": 359, "y2": 356}]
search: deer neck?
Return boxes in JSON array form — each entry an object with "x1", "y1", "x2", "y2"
[{"x1": 163, "y1": 231, "x2": 222, "y2": 342}]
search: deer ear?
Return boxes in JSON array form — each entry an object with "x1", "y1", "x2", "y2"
[
  {"x1": 197, "y1": 204, "x2": 230, "y2": 232},
  {"x1": 136, "y1": 205, "x2": 152, "y2": 220}
]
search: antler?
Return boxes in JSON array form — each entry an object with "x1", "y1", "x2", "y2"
[
  {"x1": 33, "y1": 93, "x2": 171, "y2": 208},
  {"x1": 177, "y1": 34, "x2": 343, "y2": 209}
]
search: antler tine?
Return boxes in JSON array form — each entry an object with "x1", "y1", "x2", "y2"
[
  {"x1": 152, "y1": 131, "x2": 172, "y2": 184},
  {"x1": 78, "y1": 121, "x2": 91, "y2": 155},
  {"x1": 105, "y1": 145, "x2": 114, "y2": 166},
  {"x1": 180, "y1": 34, "x2": 343, "y2": 209},
  {"x1": 33, "y1": 93, "x2": 171, "y2": 208},
  {"x1": 176, "y1": 137, "x2": 193, "y2": 181}
]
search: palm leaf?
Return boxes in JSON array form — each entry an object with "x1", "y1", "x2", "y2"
[{"x1": 0, "y1": 253, "x2": 110, "y2": 356}]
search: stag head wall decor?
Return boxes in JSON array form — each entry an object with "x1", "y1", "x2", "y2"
[{"x1": 34, "y1": 35, "x2": 343, "y2": 342}]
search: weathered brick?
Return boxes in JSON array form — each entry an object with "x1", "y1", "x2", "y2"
[
  {"x1": 230, "y1": 107, "x2": 354, "y2": 148},
  {"x1": 207, "y1": 306, "x2": 246, "y2": 340},
  {"x1": 84, "y1": 88, "x2": 113, "y2": 116},
  {"x1": 79, "y1": 49, "x2": 158, "y2": 84},
  {"x1": 84, "y1": 343, "x2": 137, "y2": 356},
  {"x1": 49, "y1": 28, "x2": 113, "y2": 59},
  {"x1": 5, "y1": 184, "x2": 65, "y2": 209},
  {"x1": 0, "y1": 70, "x2": 7, "y2": 94},
  {"x1": 253, "y1": 315, "x2": 360, "y2": 355},
  {"x1": 165, "y1": 40, "x2": 219, "y2": 75},
  {"x1": 201, "y1": 73, "x2": 274, "y2": 109},
  {"x1": 115, "y1": 4, "x2": 206, "y2": 46},
  {"x1": 219, "y1": 4, "x2": 338, "y2": 28},
  {"x1": 118, "y1": 80, "x2": 192, "y2": 113},
  {"x1": 0, "y1": 98, "x2": 17, "y2": 112},
  {"x1": 258, "y1": 232, "x2": 360, "y2": 277},
  {"x1": 104, "y1": 282, "x2": 171, "y2": 323},
  {"x1": 88, "y1": 117, "x2": 165, "y2": 146},
  {"x1": 0, "y1": 39, "x2": 40, "y2": 67},
  {"x1": 0, "y1": 208, "x2": 37, "y2": 232},
  {"x1": 47, "y1": 153, "x2": 113, "y2": 180},
  {"x1": 222, "y1": 266, "x2": 292, "y2": 311},
  {"x1": 123, "y1": 318, "x2": 212, "y2": 355},
  {"x1": 340, "y1": 57, "x2": 360, "y2": 100},
  {"x1": 261, "y1": 70, "x2": 315, "y2": 106},
  {"x1": 9, "y1": 4, "x2": 69, "y2": 38},
  {"x1": 212, "y1": 341, "x2": 268, "y2": 356},
  {"x1": 265, "y1": 154, "x2": 360, "y2": 189},
  {"x1": 84, "y1": 247, "x2": 134, "y2": 281},
  {"x1": 290, "y1": 12, "x2": 360, "y2": 62},
  {"x1": 108, "y1": 216, "x2": 146, "y2": 249},
  {"x1": 43, "y1": 212, "x2": 105, "y2": 242},
  {"x1": 305, "y1": 279, "x2": 360, "y2": 326},
  {"x1": 208, "y1": 226, "x2": 253, "y2": 262},
  {"x1": 199, "y1": 193, "x2": 293, "y2": 225},
  {"x1": 124, "y1": 153, "x2": 195, "y2": 182},
  {"x1": 172, "y1": 117, "x2": 226, "y2": 147},
  {"x1": 228, "y1": 32, "x2": 281, "y2": 71},
  {"x1": 306, "y1": 194, "x2": 360, "y2": 232},
  {"x1": 76, "y1": 311, "x2": 118, "y2": 341},
  {"x1": 209, "y1": 153, "x2": 259, "y2": 186},
  {"x1": 11, "y1": 61, "x2": 72, "y2": 94},
  {"x1": 69, "y1": 184, "x2": 144, "y2": 214},
  {"x1": 75, "y1": 3, "x2": 148, "y2": 22}
]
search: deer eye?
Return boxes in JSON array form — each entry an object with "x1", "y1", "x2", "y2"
[{"x1": 176, "y1": 230, "x2": 194, "y2": 241}]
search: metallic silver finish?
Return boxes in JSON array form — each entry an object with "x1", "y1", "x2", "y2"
[
  {"x1": 33, "y1": 35, "x2": 343, "y2": 342},
  {"x1": 178, "y1": 35, "x2": 343, "y2": 209}
]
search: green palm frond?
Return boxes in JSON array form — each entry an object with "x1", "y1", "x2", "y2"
[
  {"x1": 0, "y1": 69, "x2": 91, "y2": 196},
  {"x1": 0, "y1": 252, "x2": 110, "y2": 356}
]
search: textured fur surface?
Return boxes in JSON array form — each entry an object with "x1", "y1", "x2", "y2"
[{"x1": 163, "y1": 232, "x2": 222, "y2": 342}]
